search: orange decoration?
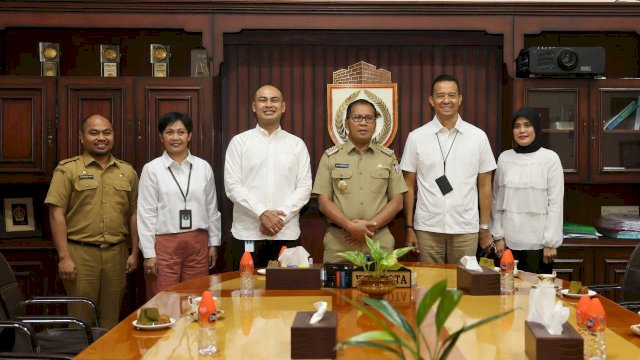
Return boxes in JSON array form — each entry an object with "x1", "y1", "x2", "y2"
[
  {"x1": 500, "y1": 249, "x2": 514, "y2": 271},
  {"x1": 576, "y1": 295, "x2": 592, "y2": 326},
  {"x1": 199, "y1": 290, "x2": 216, "y2": 324},
  {"x1": 586, "y1": 298, "x2": 607, "y2": 332},
  {"x1": 278, "y1": 245, "x2": 287, "y2": 258}
]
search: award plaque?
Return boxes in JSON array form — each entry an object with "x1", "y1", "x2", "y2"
[
  {"x1": 191, "y1": 48, "x2": 210, "y2": 77},
  {"x1": 39, "y1": 42, "x2": 60, "y2": 77},
  {"x1": 150, "y1": 44, "x2": 170, "y2": 77},
  {"x1": 100, "y1": 45, "x2": 120, "y2": 77}
]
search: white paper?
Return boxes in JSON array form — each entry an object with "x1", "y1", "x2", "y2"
[
  {"x1": 309, "y1": 301, "x2": 327, "y2": 324},
  {"x1": 527, "y1": 286, "x2": 569, "y2": 335},
  {"x1": 278, "y1": 246, "x2": 311, "y2": 268},
  {"x1": 459, "y1": 256, "x2": 483, "y2": 272}
]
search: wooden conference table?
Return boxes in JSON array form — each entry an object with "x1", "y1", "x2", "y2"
[{"x1": 76, "y1": 263, "x2": 640, "y2": 360}]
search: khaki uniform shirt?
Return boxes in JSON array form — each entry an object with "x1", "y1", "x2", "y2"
[
  {"x1": 312, "y1": 140, "x2": 407, "y2": 220},
  {"x1": 45, "y1": 152, "x2": 138, "y2": 244}
]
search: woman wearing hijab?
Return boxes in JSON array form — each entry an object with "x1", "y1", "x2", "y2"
[{"x1": 490, "y1": 107, "x2": 564, "y2": 274}]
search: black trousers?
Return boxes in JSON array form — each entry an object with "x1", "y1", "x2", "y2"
[
  {"x1": 231, "y1": 237, "x2": 301, "y2": 269},
  {"x1": 511, "y1": 249, "x2": 554, "y2": 274}
]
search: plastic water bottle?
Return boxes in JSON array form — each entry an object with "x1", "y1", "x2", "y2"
[
  {"x1": 240, "y1": 251, "x2": 254, "y2": 296},
  {"x1": 585, "y1": 298, "x2": 607, "y2": 360},
  {"x1": 576, "y1": 295, "x2": 592, "y2": 358},
  {"x1": 500, "y1": 249, "x2": 515, "y2": 294},
  {"x1": 198, "y1": 291, "x2": 218, "y2": 355}
]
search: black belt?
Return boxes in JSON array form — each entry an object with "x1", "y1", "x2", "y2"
[{"x1": 67, "y1": 239, "x2": 121, "y2": 249}]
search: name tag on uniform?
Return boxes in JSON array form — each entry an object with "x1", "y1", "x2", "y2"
[
  {"x1": 79, "y1": 174, "x2": 94, "y2": 180},
  {"x1": 179, "y1": 209, "x2": 192, "y2": 230},
  {"x1": 335, "y1": 163, "x2": 349, "y2": 168}
]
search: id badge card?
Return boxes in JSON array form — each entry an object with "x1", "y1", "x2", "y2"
[
  {"x1": 179, "y1": 209, "x2": 192, "y2": 230},
  {"x1": 244, "y1": 240, "x2": 255, "y2": 252},
  {"x1": 435, "y1": 175, "x2": 453, "y2": 195}
]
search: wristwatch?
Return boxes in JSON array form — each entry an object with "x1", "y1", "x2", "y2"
[{"x1": 479, "y1": 224, "x2": 490, "y2": 230}]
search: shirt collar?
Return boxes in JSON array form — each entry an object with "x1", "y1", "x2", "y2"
[
  {"x1": 161, "y1": 151, "x2": 193, "y2": 168},
  {"x1": 429, "y1": 115, "x2": 467, "y2": 134},
  {"x1": 344, "y1": 139, "x2": 374, "y2": 154},
  {"x1": 255, "y1": 124, "x2": 282, "y2": 137},
  {"x1": 81, "y1": 152, "x2": 117, "y2": 169}
]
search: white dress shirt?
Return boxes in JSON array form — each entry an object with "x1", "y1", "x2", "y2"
[
  {"x1": 137, "y1": 151, "x2": 222, "y2": 258},
  {"x1": 224, "y1": 125, "x2": 312, "y2": 240},
  {"x1": 490, "y1": 148, "x2": 564, "y2": 250},
  {"x1": 400, "y1": 116, "x2": 497, "y2": 233}
]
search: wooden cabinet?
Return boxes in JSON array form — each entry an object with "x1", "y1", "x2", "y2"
[
  {"x1": 555, "y1": 238, "x2": 637, "y2": 301},
  {"x1": 57, "y1": 76, "x2": 212, "y2": 173},
  {"x1": 0, "y1": 77, "x2": 56, "y2": 182},
  {"x1": 514, "y1": 79, "x2": 640, "y2": 183}
]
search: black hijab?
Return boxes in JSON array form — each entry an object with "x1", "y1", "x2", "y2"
[{"x1": 512, "y1": 107, "x2": 542, "y2": 154}]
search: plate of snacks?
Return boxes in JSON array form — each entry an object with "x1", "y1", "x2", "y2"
[
  {"x1": 559, "y1": 288, "x2": 597, "y2": 298},
  {"x1": 133, "y1": 307, "x2": 175, "y2": 330}
]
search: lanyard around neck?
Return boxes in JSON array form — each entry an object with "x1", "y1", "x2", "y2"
[
  {"x1": 436, "y1": 130, "x2": 458, "y2": 173},
  {"x1": 168, "y1": 163, "x2": 192, "y2": 208}
]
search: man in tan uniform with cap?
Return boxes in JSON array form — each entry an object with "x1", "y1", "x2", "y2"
[
  {"x1": 313, "y1": 99, "x2": 407, "y2": 263},
  {"x1": 45, "y1": 114, "x2": 139, "y2": 329}
]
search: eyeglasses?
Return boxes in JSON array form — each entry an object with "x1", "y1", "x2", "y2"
[{"x1": 349, "y1": 115, "x2": 377, "y2": 123}]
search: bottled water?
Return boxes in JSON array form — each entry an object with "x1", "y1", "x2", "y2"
[
  {"x1": 240, "y1": 272, "x2": 254, "y2": 296},
  {"x1": 500, "y1": 249, "x2": 514, "y2": 294},
  {"x1": 500, "y1": 270, "x2": 514, "y2": 294},
  {"x1": 198, "y1": 290, "x2": 218, "y2": 355},
  {"x1": 585, "y1": 298, "x2": 607, "y2": 360},
  {"x1": 198, "y1": 325, "x2": 217, "y2": 355},
  {"x1": 239, "y1": 251, "x2": 254, "y2": 296}
]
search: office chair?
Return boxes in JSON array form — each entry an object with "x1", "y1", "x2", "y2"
[
  {"x1": 589, "y1": 242, "x2": 640, "y2": 313},
  {"x1": 0, "y1": 252, "x2": 106, "y2": 356}
]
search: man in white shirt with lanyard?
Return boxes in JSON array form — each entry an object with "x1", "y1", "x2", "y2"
[
  {"x1": 401, "y1": 74, "x2": 496, "y2": 265},
  {"x1": 224, "y1": 84, "x2": 312, "y2": 268}
]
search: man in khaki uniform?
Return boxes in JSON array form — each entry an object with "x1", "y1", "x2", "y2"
[
  {"x1": 313, "y1": 99, "x2": 407, "y2": 263},
  {"x1": 45, "y1": 114, "x2": 139, "y2": 329}
]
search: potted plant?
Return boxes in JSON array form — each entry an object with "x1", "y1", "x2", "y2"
[
  {"x1": 336, "y1": 279, "x2": 514, "y2": 359},
  {"x1": 337, "y1": 235, "x2": 413, "y2": 298}
]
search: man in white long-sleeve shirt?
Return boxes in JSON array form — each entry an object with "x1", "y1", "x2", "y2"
[{"x1": 224, "y1": 85, "x2": 312, "y2": 268}]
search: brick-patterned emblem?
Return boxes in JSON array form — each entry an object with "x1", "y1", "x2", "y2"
[{"x1": 328, "y1": 62, "x2": 398, "y2": 146}]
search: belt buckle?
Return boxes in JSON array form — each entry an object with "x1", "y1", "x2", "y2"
[{"x1": 99, "y1": 243, "x2": 110, "y2": 249}]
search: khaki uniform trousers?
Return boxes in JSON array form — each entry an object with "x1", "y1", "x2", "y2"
[
  {"x1": 323, "y1": 225, "x2": 394, "y2": 263},
  {"x1": 64, "y1": 241, "x2": 127, "y2": 329},
  {"x1": 415, "y1": 230, "x2": 478, "y2": 265}
]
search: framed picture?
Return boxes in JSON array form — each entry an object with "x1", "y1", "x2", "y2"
[
  {"x1": 1, "y1": 197, "x2": 41, "y2": 238},
  {"x1": 327, "y1": 84, "x2": 398, "y2": 147}
]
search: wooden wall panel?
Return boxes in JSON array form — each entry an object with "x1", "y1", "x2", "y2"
[{"x1": 219, "y1": 30, "x2": 503, "y2": 265}]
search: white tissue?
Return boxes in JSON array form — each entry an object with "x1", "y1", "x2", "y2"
[
  {"x1": 527, "y1": 286, "x2": 570, "y2": 335},
  {"x1": 278, "y1": 246, "x2": 311, "y2": 268},
  {"x1": 309, "y1": 301, "x2": 327, "y2": 324},
  {"x1": 460, "y1": 256, "x2": 483, "y2": 272}
]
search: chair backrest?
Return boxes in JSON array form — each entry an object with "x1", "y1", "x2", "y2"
[
  {"x1": 0, "y1": 253, "x2": 25, "y2": 320},
  {"x1": 622, "y1": 242, "x2": 640, "y2": 302}
]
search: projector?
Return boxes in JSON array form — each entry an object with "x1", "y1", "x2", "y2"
[{"x1": 516, "y1": 46, "x2": 605, "y2": 78}]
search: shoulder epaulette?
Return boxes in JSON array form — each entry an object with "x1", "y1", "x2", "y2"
[
  {"x1": 115, "y1": 158, "x2": 133, "y2": 167},
  {"x1": 325, "y1": 145, "x2": 341, "y2": 156},
  {"x1": 58, "y1": 156, "x2": 80, "y2": 166},
  {"x1": 377, "y1": 144, "x2": 395, "y2": 157}
]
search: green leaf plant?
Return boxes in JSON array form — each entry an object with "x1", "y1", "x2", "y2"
[
  {"x1": 336, "y1": 235, "x2": 413, "y2": 279},
  {"x1": 335, "y1": 279, "x2": 514, "y2": 359}
]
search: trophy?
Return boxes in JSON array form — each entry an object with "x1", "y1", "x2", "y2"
[
  {"x1": 191, "y1": 48, "x2": 210, "y2": 77},
  {"x1": 39, "y1": 42, "x2": 60, "y2": 77},
  {"x1": 100, "y1": 45, "x2": 120, "y2": 77},
  {"x1": 150, "y1": 44, "x2": 170, "y2": 77}
]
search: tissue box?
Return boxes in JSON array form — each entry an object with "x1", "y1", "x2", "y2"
[
  {"x1": 525, "y1": 321, "x2": 583, "y2": 360},
  {"x1": 266, "y1": 263, "x2": 322, "y2": 290},
  {"x1": 456, "y1": 265, "x2": 500, "y2": 295},
  {"x1": 291, "y1": 311, "x2": 337, "y2": 359}
]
